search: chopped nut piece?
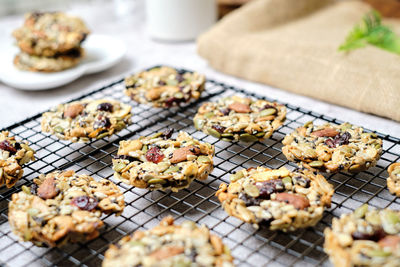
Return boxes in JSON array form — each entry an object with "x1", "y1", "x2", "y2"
[
  {"x1": 170, "y1": 145, "x2": 200, "y2": 164},
  {"x1": 63, "y1": 103, "x2": 84, "y2": 119},
  {"x1": 275, "y1": 193, "x2": 310, "y2": 210},
  {"x1": 150, "y1": 246, "x2": 184, "y2": 260},
  {"x1": 311, "y1": 128, "x2": 339, "y2": 137},
  {"x1": 37, "y1": 176, "x2": 58, "y2": 199},
  {"x1": 228, "y1": 102, "x2": 251, "y2": 113}
]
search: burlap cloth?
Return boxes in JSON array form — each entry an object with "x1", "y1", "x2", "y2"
[{"x1": 197, "y1": 0, "x2": 400, "y2": 122}]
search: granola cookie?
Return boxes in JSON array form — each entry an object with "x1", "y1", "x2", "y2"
[
  {"x1": 324, "y1": 205, "x2": 400, "y2": 267},
  {"x1": 193, "y1": 95, "x2": 286, "y2": 142},
  {"x1": 124, "y1": 66, "x2": 205, "y2": 108},
  {"x1": 216, "y1": 166, "x2": 333, "y2": 231},
  {"x1": 41, "y1": 99, "x2": 131, "y2": 142},
  {"x1": 388, "y1": 163, "x2": 400, "y2": 197},
  {"x1": 0, "y1": 131, "x2": 35, "y2": 188},
  {"x1": 14, "y1": 48, "x2": 83, "y2": 72},
  {"x1": 282, "y1": 122, "x2": 382, "y2": 173},
  {"x1": 8, "y1": 170, "x2": 124, "y2": 247},
  {"x1": 13, "y1": 12, "x2": 90, "y2": 57},
  {"x1": 112, "y1": 130, "x2": 214, "y2": 192},
  {"x1": 102, "y1": 216, "x2": 234, "y2": 267}
]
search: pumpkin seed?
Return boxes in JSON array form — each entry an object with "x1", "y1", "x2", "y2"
[
  {"x1": 244, "y1": 183, "x2": 259, "y2": 197},
  {"x1": 255, "y1": 132, "x2": 266, "y2": 138},
  {"x1": 208, "y1": 128, "x2": 221, "y2": 139},
  {"x1": 158, "y1": 162, "x2": 170, "y2": 172},
  {"x1": 142, "y1": 145, "x2": 148, "y2": 153},
  {"x1": 114, "y1": 121, "x2": 126, "y2": 131},
  {"x1": 148, "y1": 178, "x2": 167, "y2": 185},
  {"x1": 230, "y1": 171, "x2": 244, "y2": 182},
  {"x1": 24, "y1": 230, "x2": 32, "y2": 241},
  {"x1": 143, "y1": 174, "x2": 155, "y2": 181},
  {"x1": 303, "y1": 121, "x2": 313, "y2": 128},
  {"x1": 282, "y1": 176, "x2": 292, "y2": 185},
  {"x1": 54, "y1": 126, "x2": 64, "y2": 133},
  {"x1": 204, "y1": 112, "x2": 214, "y2": 118},
  {"x1": 365, "y1": 212, "x2": 381, "y2": 225},
  {"x1": 129, "y1": 241, "x2": 144, "y2": 246},
  {"x1": 174, "y1": 92, "x2": 184, "y2": 99},
  {"x1": 392, "y1": 168, "x2": 400, "y2": 176},
  {"x1": 27, "y1": 208, "x2": 39, "y2": 216},
  {"x1": 197, "y1": 155, "x2": 211, "y2": 163},
  {"x1": 21, "y1": 185, "x2": 31, "y2": 195},
  {"x1": 151, "y1": 132, "x2": 163, "y2": 138},
  {"x1": 221, "y1": 133, "x2": 233, "y2": 138},
  {"x1": 113, "y1": 162, "x2": 126, "y2": 172},
  {"x1": 382, "y1": 210, "x2": 400, "y2": 234},
  {"x1": 221, "y1": 138, "x2": 233, "y2": 142},
  {"x1": 165, "y1": 166, "x2": 180, "y2": 174},
  {"x1": 194, "y1": 119, "x2": 204, "y2": 130},
  {"x1": 96, "y1": 132, "x2": 110, "y2": 139},
  {"x1": 365, "y1": 249, "x2": 391, "y2": 257},
  {"x1": 239, "y1": 133, "x2": 258, "y2": 142},
  {"x1": 354, "y1": 204, "x2": 368, "y2": 218},
  {"x1": 166, "y1": 79, "x2": 178, "y2": 86},
  {"x1": 339, "y1": 146, "x2": 352, "y2": 154},
  {"x1": 309, "y1": 161, "x2": 324, "y2": 168},
  {"x1": 349, "y1": 164, "x2": 361, "y2": 173},
  {"x1": 340, "y1": 123, "x2": 352, "y2": 131},
  {"x1": 21, "y1": 144, "x2": 34, "y2": 152},
  {"x1": 259, "y1": 108, "x2": 276, "y2": 117}
]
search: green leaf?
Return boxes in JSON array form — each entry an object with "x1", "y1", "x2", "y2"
[{"x1": 339, "y1": 10, "x2": 400, "y2": 55}]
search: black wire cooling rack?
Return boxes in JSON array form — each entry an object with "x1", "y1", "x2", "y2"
[{"x1": 1, "y1": 67, "x2": 400, "y2": 267}]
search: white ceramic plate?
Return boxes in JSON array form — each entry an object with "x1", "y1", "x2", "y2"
[{"x1": 0, "y1": 34, "x2": 126, "y2": 90}]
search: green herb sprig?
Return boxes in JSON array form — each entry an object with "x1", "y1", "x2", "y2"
[{"x1": 339, "y1": 10, "x2": 400, "y2": 55}]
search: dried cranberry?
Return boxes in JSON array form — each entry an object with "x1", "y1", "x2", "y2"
[
  {"x1": 212, "y1": 125, "x2": 226, "y2": 134},
  {"x1": 324, "y1": 131, "x2": 351, "y2": 148},
  {"x1": 256, "y1": 179, "x2": 285, "y2": 199},
  {"x1": 162, "y1": 128, "x2": 174, "y2": 139},
  {"x1": 146, "y1": 147, "x2": 165, "y2": 163},
  {"x1": 97, "y1": 102, "x2": 113, "y2": 112},
  {"x1": 262, "y1": 104, "x2": 276, "y2": 110},
  {"x1": 220, "y1": 108, "x2": 230, "y2": 116},
  {"x1": 324, "y1": 139, "x2": 336, "y2": 148},
  {"x1": 336, "y1": 132, "x2": 351, "y2": 146},
  {"x1": 0, "y1": 140, "x2": 17, "y2": 155},
  {"x1": 352, "y1": 227, "x2": 386, "y2": 241},
  {"x1": 71, "y1": 196, "x2": 98, "y2": 211},
  {"x1": 239, "y1": 193, "x2": 261, "y2": 206},
  {"x1": 165, "y1": 97, "x2": 179, "y2": 107},
  {"x1": 158, "y1": 80, "x2": 166, "y2": 86},
  {"x1": 94, "y1": 116, "x2": 111, "y2": 129},
  {"x1": 176, "y1": 74, "x2": 184, "y2": 83}
]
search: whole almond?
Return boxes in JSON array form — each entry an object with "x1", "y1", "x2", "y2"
[
  {"x1": 378, "y1": 235, "x2": 400, "y2": 249},
  {"x1": 228, "y1": 102, "x2": 251, "y2": 113},
  {"x1": 275, "y1": 192, "x2": 310, "y2": 210},
  {"x1": 150, "y1": 246, "x2": 184, "y2": 260},
  {"x1": 63, "y1": 104, "x2": 84, "y2": 119},
  {"x1": 170, "y1": 145, "x2": 200, "y2": 164},
  {"x1": 311, "y1": 128, "x2": 339, "y2": 137},
  {"x1": 37, "y1": 176, "x2": 58, "y2": 199}
]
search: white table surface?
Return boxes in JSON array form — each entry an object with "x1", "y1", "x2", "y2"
[{"x1": 0, "y1": 1, "x2": 399, "y2": 138}]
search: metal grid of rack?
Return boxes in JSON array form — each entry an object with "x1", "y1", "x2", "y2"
[{"x1": 0, "y1": 68, "x2": 399, "y2": 267}]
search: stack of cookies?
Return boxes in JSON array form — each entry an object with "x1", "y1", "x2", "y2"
[{"x1": 12, "y1": 12, "x2": 90, "y2": 72}]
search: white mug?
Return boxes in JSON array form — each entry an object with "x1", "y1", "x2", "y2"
[{"x1": 146, "y1": 0, "x2": 217, "y2": 41}]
